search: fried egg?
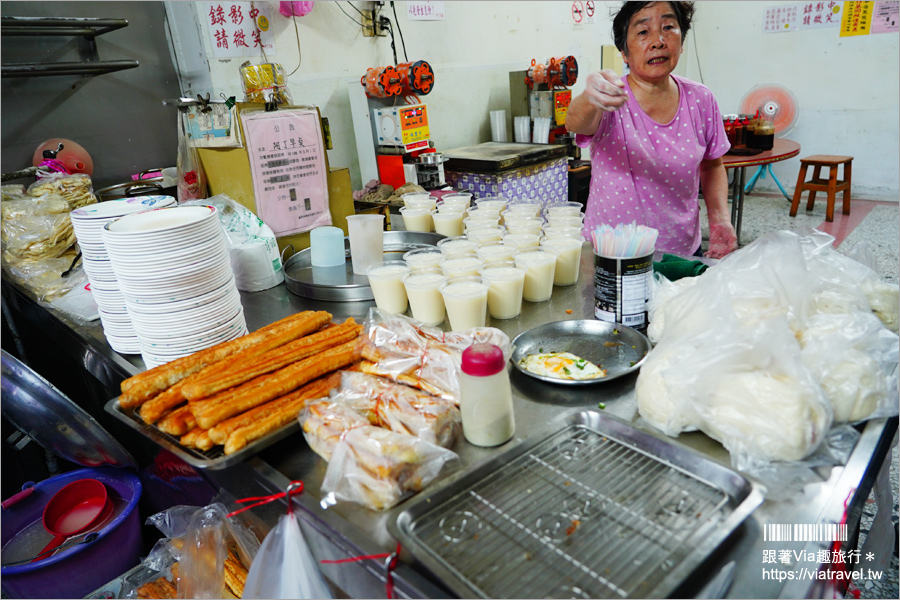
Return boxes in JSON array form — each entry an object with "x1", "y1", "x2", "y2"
[{"x1": 519, "y1": 352, "x2": 607, "y2": 380}]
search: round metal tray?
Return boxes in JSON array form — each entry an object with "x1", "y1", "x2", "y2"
[
  {"x1": 283, "y1": 230, "x2": 444, "y2": 302},
  {"x1": 510, "y1": 320, "x2": 651, "y2": 385}
]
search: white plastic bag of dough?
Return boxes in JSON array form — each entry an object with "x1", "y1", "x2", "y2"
[
  {"x1": 646, "y1": 273, "x2": 701, "y2": 344},
  {"x1": 799, "y1": 312, "x2": 899, "y2": 422}
]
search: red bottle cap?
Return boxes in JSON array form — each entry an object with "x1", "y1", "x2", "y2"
[{"x1": 461, "y1": 343, "x2": 506, "y2": 377}]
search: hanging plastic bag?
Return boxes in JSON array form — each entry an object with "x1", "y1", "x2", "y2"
[
  {"x1": 183, "y1": 194, "x2": 284, "y2": 291},
  {"x1": 242, "y1": 510, "x2": 333, "y2": 599},
  {"x1": 177, "y1": 109, "x2": 208, "y2": 201}
]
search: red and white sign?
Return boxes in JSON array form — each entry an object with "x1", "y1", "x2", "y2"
[
  {"x1": 204, "y1": 1, "x2": 276, "y2": 58},
  {"x1": 585, "y1": 0, "x2": 596, "y2": 23},
  {"x1": 572, "y1": 0, "x2": 584, "y2": 23}
]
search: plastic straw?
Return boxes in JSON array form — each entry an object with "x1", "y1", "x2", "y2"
[{"x1": 591, "y1": 221, "x2": 658, "y2": 258}]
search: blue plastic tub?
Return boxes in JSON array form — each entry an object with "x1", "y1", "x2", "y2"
[{"x1": 1, "y1": 466, "x2": 143, "y2": 599}]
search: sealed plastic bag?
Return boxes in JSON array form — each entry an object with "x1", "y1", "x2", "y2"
[
  {"x1": 1, "y1": 193, "x2": 76, "y2": 264},
  {"x1": 27, "y1": 172, "x2": 97, "y2": 210},
  {"x1": 320, "y1": 426, "x2": 459, "y2": 511},
  {"x1": 183, "y1": 194, "x2": 284, "y2": 291},
  {"x1": 301, "y1": 397, "x2": 371, "y2": 461},
  {"x1": 242, "y1": 511, "x2": 332, "y2": 599},
  {"x1": 637, "y1": 227, "x2": 898, "y2": 483},
  {"x1": 359, "y1": 308, "x2": 511, "y2": 404},
  {"x1": 335, "y1": 370, "x2": 461, "y2": 448}
]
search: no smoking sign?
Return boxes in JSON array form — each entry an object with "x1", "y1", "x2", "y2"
[{"x1": 572, "y1": 1, "x2": 596, "y2": 25}]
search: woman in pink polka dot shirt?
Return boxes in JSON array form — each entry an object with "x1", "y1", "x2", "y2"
[{"x1": 566, "y1": 1, "x2": 737, "y2": 258}]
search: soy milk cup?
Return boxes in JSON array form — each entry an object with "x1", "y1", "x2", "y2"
[
  {"x1": 431, "y1": 210, "x2": 464, "y2": 238},
  {"x1": 514, "y1": 249, "x2": 556, "y2": 302},
  {"x1": 403, "y1": 247, "x2": 444, "y2": 271},
  {"x1": 541, "y1": 236, "x2": 583, "y2": 286},
  {"x1": 367, "y1": 261, "x2": 410, "y2": 314},
  {"x1": 437, "y1": 236, "x2": 477, "y2": 257},
  {"x1": 399, "y1": 207, "x2": 433, "y2": 232},
  {"x1": 403, "y1": 268, "x2": 447, "y2": 325},
  {"x1": 439, "y1": 276, "x2": 489, "y2": 331},
  {"x1": 479, "y1": 260, "x2": 525, "y2": 319}
]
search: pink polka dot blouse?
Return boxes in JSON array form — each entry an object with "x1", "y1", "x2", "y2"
[{"x1": 575, "y1": 74, "x2": 730, "y2": 255}]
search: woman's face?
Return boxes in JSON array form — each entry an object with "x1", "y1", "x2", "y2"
[{"x1": 621, "y1": 2, "x2": 684, "y2": 83}]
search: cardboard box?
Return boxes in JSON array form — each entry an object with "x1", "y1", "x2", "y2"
[{"x1": 197, "y1": 103, "x2": 355, "y2": 256}]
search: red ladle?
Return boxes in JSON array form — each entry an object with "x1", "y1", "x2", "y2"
[{"x1": 34, "y1": 478, "x2": 110, "y2": 562}]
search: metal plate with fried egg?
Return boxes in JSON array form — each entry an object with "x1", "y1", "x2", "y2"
[{"x1": 510, "y1": 320, "x2": 650, "y2": 385}]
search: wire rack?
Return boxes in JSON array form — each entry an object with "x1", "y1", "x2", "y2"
[{"x1": 404, "y1": 424, "x2": 732, "y2": 599}]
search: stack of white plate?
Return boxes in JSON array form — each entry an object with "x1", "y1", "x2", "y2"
[
  {"x1": 101, "y1": 205, "x2": 248, "y2": 368},
  {"x1": 70, "y1": 196, "x2": 178, "y2": 354}
]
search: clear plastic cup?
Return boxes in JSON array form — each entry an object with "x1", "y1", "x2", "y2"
[
  {"x1": 466, "y1": 227, "x2": 504, "y2": 244},
  {"x1": 463, "y1": 216, "x2": 501, "y2": 232},
  {"x1": 439, "y1": 192, "x2": 472, "y2": 209},
  {"x1": 367, "y1": 260, "x2": 410, "y2": 314},
  {"x1": 466, "y1": 205, "x2": 502, "y2": 220},
  {"x1": 475, "y1": 241, "x2": 517, "y2": 264},
  {"x1": 479, "y1": 260, "x2": 526, "y2": 319},
  {"x1": 545, "y1": 215, "x2": 585, "y2": 229},
  {"x1": 437, "y1": 236, "x2": 477, "y2": 257},
  {"x1": 401, "y1": 191, "x2": 433, "y2": 206},
  {"x1": 503, "y1": 232, "x2": 541, "y2": 250},
  {"x1": 346, "y1": 214, "x2": 384, "y2": 275},
  {"x1": 431, "y1": 210, "x2": 465, "y2": 238},
  {"x1": 437, "y1": 202, "x2": 467, "y2": 213},
  {"x1": 439, "y1": 276, "x2": 489, "y2": 331},
  {"x1": 504, "y1": 217, "x2": 544, "y2": 235},
  {"x1": 514, "y1": 248, "x2": 557, "y2": 302},
  {"x1": 399, "y1": 206, "x2": 433, "y2": 232},
  {"x1": 440, "y1": 255, "x2": 484, "y2": 279},
  {"x1": 403, "y1": 268, "x2": 447, "y2": 325},
  {"x1": 544, "y1": 201, "x2": 584, "y2": 218},
  {"x1": 474, "y1": 197, "x2": 508, "y2": 214},
  {"x1": 542, "y1": 225, "x2": 585, "y2": 240},
  {"x1": 540, "y1": 236, "x2": 584, "y2": 286},
  {"x1": 403, "y1": 247, "x2": 445, "y2": 271},
  {"x1": 504, "y1": 200, "x2": 542, "y2": 218}
]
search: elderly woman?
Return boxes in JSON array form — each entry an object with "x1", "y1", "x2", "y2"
[{"x1": 566, "y1": 1, "x2": 736, "y2": 258}]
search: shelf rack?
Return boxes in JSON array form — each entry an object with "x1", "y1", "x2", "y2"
[{"x1": 1, "y1": 16, "x2": 139, "y2": 78}]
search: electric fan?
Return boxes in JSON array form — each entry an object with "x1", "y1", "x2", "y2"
[{"x1": 738, "y1": 83, "x2": 800, "y2": 199}]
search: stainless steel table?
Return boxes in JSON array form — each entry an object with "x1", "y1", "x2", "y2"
[{"x1": 2, "y1": 245, "x2": 895, "y2": 599}]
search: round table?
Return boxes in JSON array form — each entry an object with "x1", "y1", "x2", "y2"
[{"x1": 722, "y1": 138, "x2": 800, "y2": 244}]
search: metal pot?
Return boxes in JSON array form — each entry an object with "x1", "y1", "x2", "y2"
[{"x1": 94, "y1": 168, "x2": 177, "y2": 201}]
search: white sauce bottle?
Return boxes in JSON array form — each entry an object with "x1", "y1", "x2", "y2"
[{"x1": 459, "y1": 343, "x2": 515, "y2": 447}]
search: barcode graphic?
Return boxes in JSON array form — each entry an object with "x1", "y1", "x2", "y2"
[{"x1": 764, "y1": 524, "x2": 848, "y2": 542}]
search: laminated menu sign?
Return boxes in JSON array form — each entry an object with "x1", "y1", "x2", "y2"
[{"x1": 241, "y1": 109, "x2": 331, "y2": 236}]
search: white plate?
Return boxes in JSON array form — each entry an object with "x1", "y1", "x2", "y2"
[
  {"x1": 125, "y1": 281, "x2": 237, "y2": 315},
  {"x1": 129, "y1": 297, "x2": 242, "y2": 333},
  {"x1": 115, "y1": 262, "x2": 233, "y2": 294},
  {"x1": 70, "y1": 196, "x2": 176, "y2": 220},
  {"x1": 102, "y1": 225, "x2": 223, "y2": 255},
  {"x1": 135, "y1": 309, "x2": 245, "y2": 345},
  {"x1": 119, "y1": 269, "x2": 235, "y2": 304},
  {"x1": 104, "y1": 205, "x2": 216, "y2": 235}
]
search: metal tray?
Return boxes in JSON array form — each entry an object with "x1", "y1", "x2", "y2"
[
  {"x1": 283, "y1": 230, "x2": 444, "y2": 302},
  {"x1": 104, "y1": 397, "x2": 297, "y2": 470},
  {"x1": 391, "y1": 410, "x2": 763, "y2": 599},
  {"x1": 510, "y1": 320, "x2": 651, "y2": 385}
]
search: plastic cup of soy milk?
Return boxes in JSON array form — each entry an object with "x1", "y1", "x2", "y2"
[
  {"x1": 403, "y1": 268, "x2": 447, "y2": 325},
  {"x1": 399, "y1": 207, "x2": 433, "y2": 232},
  {"x1": 540, "y1": 236, "x2": 584, "y2": 286},
  {"x1": 479, "y1": 260, "x2": 526, "y2": 319},
  {"x1": 439, "y1": 276, "x2": 489, "y2": 331},
  {"x1": 514, "y1": 248, "x2": 557, "y2": 302},
  {"x1": 367, "y1": 261, "x2": 410, "y2": 314}
]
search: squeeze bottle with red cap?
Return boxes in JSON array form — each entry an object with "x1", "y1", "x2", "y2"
[{"x1": 459, "y1": 343, "x2": 515, "y2": 446}]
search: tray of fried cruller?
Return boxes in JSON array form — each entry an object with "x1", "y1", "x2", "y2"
[{"x1": 106, "y1": 310, "x2": 365, "y2": 469}]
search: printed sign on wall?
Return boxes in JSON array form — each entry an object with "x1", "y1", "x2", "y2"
[
  {"x1": 407, "y1": 1, "x2": 445, "y2": 21},
  {"x1": 872, "y1": 0, "x2": 899, "y2": 32},
  {"x1": 840, "y1": 1, "x2": 875, "y2": 35},
  {"x1": 764, "y1": 4, "x2": 800, "y2": 31},
  {"x1": 204, "y1": 1, "x2": 276, "y2": 58},
  {"x1": 797, "y1": 1, "x2": 843, "y2": 28}
]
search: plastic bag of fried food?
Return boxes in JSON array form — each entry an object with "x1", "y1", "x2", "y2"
[
  {"x1": 358, "y1": 307, "x2": 511, "y2": 404},
  {"x1": 335, "y1": 371, "x2": 461, "y2": 448},
  {"x1": 320, "y1": 426, "x2": 459, "y2": 511},
  {"x1": 122, "y1": 503, "x2": 257, "y2": 599}
]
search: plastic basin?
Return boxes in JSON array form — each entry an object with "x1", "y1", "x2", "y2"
[{"x1": 1, "y1": 466, "x2": 143, "y2": 599}]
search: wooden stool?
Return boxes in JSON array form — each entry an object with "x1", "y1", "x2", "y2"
[{"x1": 790, "y1": 155, "x2": 853, "y2": 222}]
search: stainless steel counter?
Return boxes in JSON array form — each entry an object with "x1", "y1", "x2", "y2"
[{"x1": 3, "y1": 244, "x2": 896, "y2": 599}]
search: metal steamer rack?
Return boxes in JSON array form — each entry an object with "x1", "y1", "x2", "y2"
[{"x1": 392, "y1": 411, "x2": 763, "y2": 599}]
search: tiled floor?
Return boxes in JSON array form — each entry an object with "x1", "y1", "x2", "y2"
[{"x1": 703, "y1": 189, "x2": 900, "y2": 599}]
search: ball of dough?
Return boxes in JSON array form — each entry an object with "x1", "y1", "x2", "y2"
[{"x1": 820, "y1": 349, "x2": 885, "y2": 422}]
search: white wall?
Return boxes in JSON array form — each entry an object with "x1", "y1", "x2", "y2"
[
  {"x1": 681, "y1": 1, "x2": 899, "y2": 200},
  {"x1": 186, "y1": 1, "x2": 899, "y2": 200}
]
